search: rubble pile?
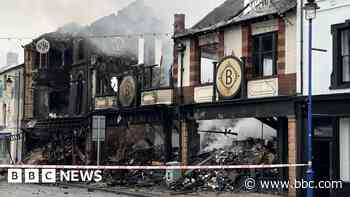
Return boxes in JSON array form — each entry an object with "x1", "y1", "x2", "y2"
[
  {"x1": 102, "y1": 144, "x2": 167, "y2": 187},
  {"x1": 171, "y1": 138, "x2": 279, "y2": 192},
  {"x1": 23, "y1": 135, "x2": 87, "y2": 165}
]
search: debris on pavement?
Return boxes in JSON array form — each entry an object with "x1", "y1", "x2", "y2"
[{"x1": 169, "y1": 138, "x2": 279, "y2": 192}]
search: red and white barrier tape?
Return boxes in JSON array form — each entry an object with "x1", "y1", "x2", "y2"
[{"x1": 0, "y1": 164, "x2": 307, "y2": 170}]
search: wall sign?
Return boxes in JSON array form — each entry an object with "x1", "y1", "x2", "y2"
[
  {"x1": 36, "y1": 39, "x2": 50, "y2": 54},
  {"x1": 92, "y1": 115, "x2": 106, "y2": 142},
  {"x1": 216, "y1": 56, "x2": 242, "y2": 99},
  {"x1": 119, "y1": 76, "x2": 136, "y2": 107},
  {"x1": 247, "y1": 78, "x2": 278, "y2": 98}
]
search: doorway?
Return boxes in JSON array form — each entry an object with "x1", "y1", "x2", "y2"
[
  {"x1": 313, "y1": 140, "x2": 333, "y2": 197},
  {"x1": 312, "y1": 117, "x2": 337, "y2": 197}
]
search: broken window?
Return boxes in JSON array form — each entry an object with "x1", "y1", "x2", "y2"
[
  {"x1": 48, "y1": 49, "x2": 63, "y2": 68},
  {"x1": 252, "y1": 32, "x2": 277, "y2": 78},
  {"x1": 49, "y1": 91, "x2": 69, "y2": 116},
  {"x1": 34, "y1": 52, "x2": 48, "y2": 69},
  {"x1": 75, "y1": 75, "x2": 83, "y2": 114},
  {"x1": 96, "y1": 74, "x2": 115, "y2": 96},
  {"x1": 78, "y1": 40, "x2": 85, "y2": 60}
]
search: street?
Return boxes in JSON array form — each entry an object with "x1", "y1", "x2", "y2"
[{"x1": 0, "y1": 181, "x2": 129, "y2": 197}]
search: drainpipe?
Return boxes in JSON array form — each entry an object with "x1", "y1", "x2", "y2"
[{"x1": 16, "y1": 71, "x2": 20, "y2": 163}]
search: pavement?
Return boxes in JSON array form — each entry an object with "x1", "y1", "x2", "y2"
[
  {"x1": 0, "y1": 176, "x2": 285, "y2": 197},
  {"x1": 59, "y1": 183, "x2": 286, "y2": 197},
  {"x1": 0, "y1": 181, "x2": 130, "y2": 197}
]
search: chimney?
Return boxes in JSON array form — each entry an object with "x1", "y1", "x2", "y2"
[
  {"x1": 138, "y1": 37, "x2": 145, "y2": 64},
  {"x1": 174, "y1": 14, "x2": 185, "y2": 34}
]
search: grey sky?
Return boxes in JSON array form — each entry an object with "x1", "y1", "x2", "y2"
[{"x1": 0, "y1": 0, "x2": 226, "y2": 67}]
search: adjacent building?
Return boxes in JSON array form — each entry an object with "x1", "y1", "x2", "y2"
[
  {"x1": 295, "y1": 0, "x2": 350, "y2": 196},
  {"x1": 0, "y1": 64, "x2": 24, "y2": 164}
]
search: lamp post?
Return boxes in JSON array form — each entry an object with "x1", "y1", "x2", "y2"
[
  {"x1": 303, "y1": 1, "x2": 319, "y2": 197},
  {"x1": 6, "y1": 71, "x2": 21, "y2": 163},
  {"x1": 176, "y1": 42, "x2": 186, "y2": 164}
]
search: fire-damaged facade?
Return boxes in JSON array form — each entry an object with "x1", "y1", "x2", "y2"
[
  {"x1": 172, "y1": 0, "x2": 299, "y2": 194},
  {"x1": 0, "y1": 0, "x2": 348, "y2": 196},
  {"x1": 170, "y1": 0, "x2": 318, "y2": 196},
  {"x1": 20, "y1": 29, "x2": 177, "y2": 166},
  {"x1": 169, "y1": 0, "x2": 349, "y2": 197}
]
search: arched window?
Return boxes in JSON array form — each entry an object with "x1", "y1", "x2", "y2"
[{"x1": 76, "y1": 75, "x2": 83, "y2": 114}]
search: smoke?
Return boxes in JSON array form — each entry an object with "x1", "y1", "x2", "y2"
[
  {"x1": 198, "y1": 118, "x2": 276, "y2": 152},
  {"x1": 1, "y1": 0, "x2": 227, "y2": 66}
]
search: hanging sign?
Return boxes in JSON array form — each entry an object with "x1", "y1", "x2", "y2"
[
  {"x1": 36, "y1": 38, "x2": 50, "y2": 54},
  {"x1": 119, "y1": 76, "x2": 137, "y2": 107},
  {"x1": 216, "y1": 56, "x2": 242, "y2": 99}
]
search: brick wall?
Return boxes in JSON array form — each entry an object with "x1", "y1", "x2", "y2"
[
  {"x1": 189, "y1": 38, "x2": 200, "y2": 86},
  {"x1": 172, "y1": 44, "x2": 178, "y2": 87},
  {"x1": 242, "y1": 18, "x2": 296, "y2": 96},
  {"x1": 279, "y1": 73, "x2": 297, "y2": 96},
  {"x1": 218, "y1": 31, "x2": 225, "y2": 59},
  {"x1": 277, "y1": 18, "x2": 296, "y2": 96},
  {"x1": 288, "y1": 116, "x2": 297, "y2": 197},
  {"x1": 277, "y1": 18, "x2": 286, "y2": 75},
  {"x1": 242, "y1": 24, "x2": 253, "y2": 80},
  {"x1": 23, "y1": 48, "x2": 34, "y2": 119},
  {"x1": 172, "y1": 14, "x2": 186, "y2": 87},
  {"x1": 181, "y1": 121, "x2": 189, "y2": 166}
]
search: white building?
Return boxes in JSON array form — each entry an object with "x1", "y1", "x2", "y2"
[
  {"x1": 296, "y1": 0, "x2": 350, "y2": 196},
  {"x1": 0, "y1": 64, "x2": 24, "y2": 164}
]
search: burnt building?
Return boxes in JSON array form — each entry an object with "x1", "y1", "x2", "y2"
[
  {"x1": 170, "y1": 0, "x2": 300, "y2": 196},
  {"x1": 20, "y1": 26, "x2": 177, "y2": 166}
]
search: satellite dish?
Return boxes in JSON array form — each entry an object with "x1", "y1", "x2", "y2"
[{"x1": 110, "y1": 77, "x2": 119, "y2": 92}]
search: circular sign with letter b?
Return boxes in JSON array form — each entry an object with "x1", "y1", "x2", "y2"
[
  {"x1": 216, "y1": 56, "x2": 242, "y2": 99},
  {"x1": 36, "y1": 39, "x2": 50, "y2": 54},
  {"x1": 119, "y1": 75, "x2": 137, "y2": 107}
]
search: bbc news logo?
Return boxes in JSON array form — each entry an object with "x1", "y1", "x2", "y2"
[{"x1": 8, "y1": 169, "x2": 102, "y2": 183}]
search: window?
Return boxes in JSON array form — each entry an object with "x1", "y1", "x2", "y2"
[
  {"x1": 3, "y1": 104, "x2": 6, "y2": 128},
  {"x1": 78, "y1": 41, "x2": 85, "y2": 60},
  {"x1": 331, "y1": 20, "x2": 350, "y2": 89},
  {"x1": 200, "y1": 44, "x2": 218, "y2": 84},
  {"x1": 0, "y1": 140, "x2": 8, "y2": 159},
  {"x1": 341, "y1": 29, "x2": 350, "y2": 82},
  {"x1": 339, "y1": 118, "x2": 350, "y2": 182},
  {"x1": 3, "y1": 75, "x2": 7, "y2": 91},
  {"x1": 252, "y1": 32, "x2": 277, "y2": 78},
  {"x1": 76, "y1": 75, "x2": 83, "y2": 114}
]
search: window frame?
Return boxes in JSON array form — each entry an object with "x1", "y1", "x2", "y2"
[
  {"x1": 331, "y1": 20, "x2": 350, "y2": 89},
  {"x1": 199, "y1": 44, "x2": 219, "y2": 85},
  {"x1": 252, "y1": 32, "x2": 277, "y2": 79}
]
